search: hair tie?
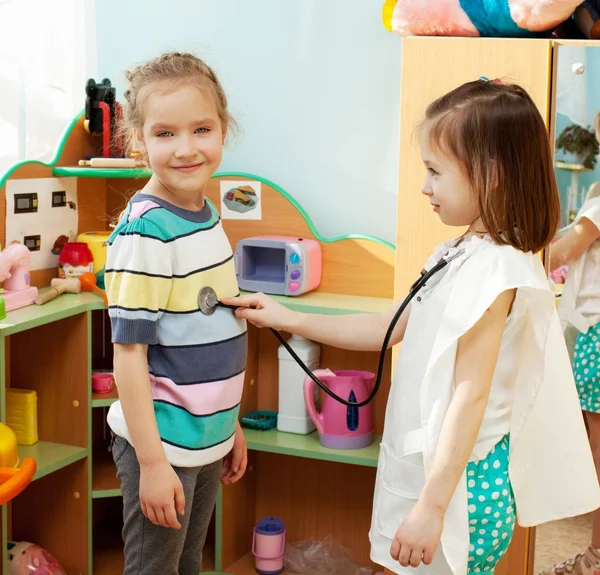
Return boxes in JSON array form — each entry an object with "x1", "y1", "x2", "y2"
[{"x1": 479, "y1": 76, "x2": 502, "y2": 84}]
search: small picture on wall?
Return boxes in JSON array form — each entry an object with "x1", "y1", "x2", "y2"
[{"x1": 220, "y1": 180, "x2": 262, "y2": 220}]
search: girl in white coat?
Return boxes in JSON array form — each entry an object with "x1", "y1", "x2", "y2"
[{"x1": 224, "y1": 81, "x2": 600, "y2": 574}]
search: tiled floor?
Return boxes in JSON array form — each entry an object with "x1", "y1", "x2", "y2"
[{"x1": 533, "y1": 514, "x2": 593, "y2": 574}]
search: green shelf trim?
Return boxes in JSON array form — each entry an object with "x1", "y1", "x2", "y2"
[
  {"x1": 242, "y1": 428, "x2": 380, "y2": 467},
  {"x1": 0, "y1": 111, "x2": 84, "y2": 191},
  {"x1": 19, "y1": 442, "x2": 88, "y2": 481},
  {"x1": 0, "y1": 292, "x2": 104, "y2": 335},
  {"x1": 53, "y1": 166, "x2": 152, "y2": 178},
  {"x1": 92, "y1": 396, "x2": 119, "y2": 408},
  {"x1": 92, "y1": 488, "x2": 122, "y2": 499}
]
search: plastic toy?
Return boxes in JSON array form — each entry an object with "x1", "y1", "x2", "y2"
[
  {"x1": 382, "y1": 0, "x2": 582, "y2": 37},
  {"x1": 240, "y1": 410, "x2": 278, "y2": 430},
  {"x1": 6, "y1": 389, "x2": 38, "y2": 446},
  {"x1": 7, "y1": 540, "x2": 67, "y2": 575},
  {"x1": 0, "y1": 423, "x2": 36, "y2": 504},
  {"x1": 58, "y1": 242, "x2": 94, "y2": 280},
  {"x1": 0, "y1": 242, "x2": 39, "y2": 312},
  {"x1": 84, "y1": 78, "x2": 123, "y2": 158},
  {"x1": 92, "y1": 372, "x2": 114, "y2": 394},
  {"x1": 79, "y1": 272, "x2": 108, "y2": 306},
  {"x1": 35, "y1": 278, "x2": 81, "y2": 306}
]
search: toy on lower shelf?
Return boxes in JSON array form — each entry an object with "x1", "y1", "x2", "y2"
[
  {"x1": 7, "y1": 540, "x2": 67, "y2": 574},
  {"x1": 240, "y1": 411, "x2": 278, "y2": 430},
  {"x1": 6, "y1": 389, "x2": 38, "y2": 446},
  {"x1": 0, "y1": 243, "x2": 38, "y2": 312},
  {"x1": 0, "y1": 423, "x2": 36, "y2": 504}
]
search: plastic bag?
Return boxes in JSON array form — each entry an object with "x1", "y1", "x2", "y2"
[{"x1": 284, "y1": 536, "x2": 375, "y2": 575}]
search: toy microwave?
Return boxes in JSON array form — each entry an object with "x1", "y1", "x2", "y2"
[{"x1": 235, "y1": 236, "x2": 322, "y2": 296}]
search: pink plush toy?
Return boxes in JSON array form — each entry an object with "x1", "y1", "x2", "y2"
[{"x1": 382, "y1": 0, "x2": 583, "y2": 37}]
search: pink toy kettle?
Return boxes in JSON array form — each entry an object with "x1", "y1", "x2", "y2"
[{"x1": 303, "y1": 370, "x2": 374, "y2": 449}]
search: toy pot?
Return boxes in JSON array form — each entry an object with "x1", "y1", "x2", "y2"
[
  {"x1": 304, "y1": 370, "x2": 374, "y2": 449},
  {"x1": 252, "y1": 517, "x2": 285, "y2": 575}
]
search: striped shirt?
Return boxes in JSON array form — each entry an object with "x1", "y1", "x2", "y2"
[{"x1": 104, "y1": 193, "x2": 247, "y2": 467}]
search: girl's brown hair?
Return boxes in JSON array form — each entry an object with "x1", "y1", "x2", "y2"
[
  {"x1": 120, "y1": 51, "x2": 237, "y2": 159},
  {"x1": 421, "y1": 79, "x2": 560, "y2": 254}
]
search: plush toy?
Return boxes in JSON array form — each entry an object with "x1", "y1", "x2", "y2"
[{"x1": 382, "y1": 0, "x2": 583, "y2": 37}]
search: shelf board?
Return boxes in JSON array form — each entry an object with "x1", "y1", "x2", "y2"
[
  {"x1": 242, "y1": 428, "x2": 380, "y2": 467},
  {"x1": 0, "y1": 291, "x2": 104, "y2": 335},
  {"x1": 240, "y1": 290, "x2": 392, "y2": 315},
  {"x1": 92, "y1": 442, "x2": 121, "y2": 498},
  {"x1": 92, "y1": 387, "x2": 119, "y2": 407},
  {"x1": 53, "y1": 166, "x2": 152, "y2": 178},
  {"x1": 19, "y1": 441, "x2": 88, "y2": 481},
  {"x1": 223, "y1": 553, "x2": 256, "y2": 574}
]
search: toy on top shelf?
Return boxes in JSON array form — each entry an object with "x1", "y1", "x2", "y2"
[
  {"x1": 78, "y1": 157, "x2": 144, "y2": 169},
  {"x1": 84, "y1": 78, "x2": 123, "y2": 158},
  {"x1": 35, "y1": 278, "x2": 81, "y2": 305},
  {"x1": 382, "y1": 0, "x2": 581, "y2": 37},
  {"x1": 0, "y1": 242, "x2": 38, "y2": 312},
  {"x1": 235, "y1": 236, "x2": 322, "y2": 297}
]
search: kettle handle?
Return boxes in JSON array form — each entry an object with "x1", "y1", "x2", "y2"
[{"x1": 303, "y1": 370, "x2": 331, "y2": 435}]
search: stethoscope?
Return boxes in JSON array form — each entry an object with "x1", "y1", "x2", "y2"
[{"x1": 198, "y1": 248, "x2": 465, "y2": 407}]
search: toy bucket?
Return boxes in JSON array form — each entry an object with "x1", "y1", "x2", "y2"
[{"x1": 252, "y1": 517, "x2": 285, "y2": 575}]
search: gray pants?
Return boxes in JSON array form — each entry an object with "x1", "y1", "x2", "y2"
[{"x1": 111, "y1": 434, "x2": 222, "y2": 575}]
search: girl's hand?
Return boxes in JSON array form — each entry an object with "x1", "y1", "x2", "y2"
[
  {"x1": 221, "y1": 423, "x2": 248, "y2": 485},
  {"x1": 221, "y1": 293, "x2": 295, "y2": 331},
  {"x1": 390, "y1": 499, "x2": 444, "y2": 568},
  {"x1": 139, "y1": 460, "x2": 185, "y2": 529}
]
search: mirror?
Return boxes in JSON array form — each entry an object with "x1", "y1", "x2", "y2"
[{"x1": 537, "y1": 43, "x2": 600, "y2": 575}]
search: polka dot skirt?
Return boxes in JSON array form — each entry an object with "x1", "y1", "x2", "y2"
[
  {"x1": 573, "y1": 324, "x2": 600, "y2": 413},
  {"x1": 466, "y1": 435, "x2": 515, "y2": 574}
]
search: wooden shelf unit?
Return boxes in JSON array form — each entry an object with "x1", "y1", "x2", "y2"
[{"x1": 1, "y1": 35, "x2": 593, "y2": 575}]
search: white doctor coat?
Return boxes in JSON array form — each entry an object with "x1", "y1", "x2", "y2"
[{"x1": 369, "y1": 235, "x2": 600, "y2": 575}]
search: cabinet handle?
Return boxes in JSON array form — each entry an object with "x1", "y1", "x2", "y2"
[{"x1": 72, "y1": 400, "x2": 79, "y2": 408}]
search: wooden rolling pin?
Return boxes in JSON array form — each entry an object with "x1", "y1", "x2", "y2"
[
  {"x1": 78, "y1": 158, "x2": 144, "y2": 168},
  {"x1": 35, "y1": 278, "x2": 81, "y2": 305}
]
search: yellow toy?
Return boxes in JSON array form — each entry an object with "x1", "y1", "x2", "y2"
[{"x1": 0, "y1": 423, "x2": 36, "y2": 504}]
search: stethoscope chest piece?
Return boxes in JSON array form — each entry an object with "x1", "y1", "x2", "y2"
[{"x1": 199, "y1": 286, "x2": 219, "y2": 315}]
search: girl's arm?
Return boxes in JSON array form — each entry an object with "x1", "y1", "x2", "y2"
[
  {"x1": 549, "y1": 216, "x2": 600, "y2": 271},
  {"x1": 224, "y1": 293, "x2": 411, "y2": 351},
  {"x1": 390, "y1": 288, "x2": 515, "y2": 568}
]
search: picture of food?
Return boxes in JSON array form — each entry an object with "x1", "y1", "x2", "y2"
[{"x1": 223, "y1": 185, "x2": 259, "y2": 213}]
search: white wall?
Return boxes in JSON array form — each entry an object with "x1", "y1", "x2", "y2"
[
  {"x1": 0, "y1": 0, "x2": 97, "y2": 177},
  {"x1": 94, "y1": 0, "x2": 402, "y2": 244}
]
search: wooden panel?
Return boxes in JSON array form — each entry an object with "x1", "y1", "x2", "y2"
[
  {"x1": 11, "y1": 458, "x2": 88, "y2": 574},
  {"x1": 206, "y1": 177, "x2": 394, "y2": 298},
  {"x1": 9, "y1": 312, "x2": 88, "y2": 447},
  {"x1": 395, "y1": 37, "x2": 552, "y2": 303},
  {"x1": 105, "y1": 178, "x2": 147, "y2": 225},
  {"x1": 254, "y1": 329, "x2": 391, "y2": 435},
  {"x1": 77, "y1": 178, "x2": 109, "y2": 233},
  {"x1": 255, "y1": 452, "x2": 377, "y2": 568},
  {"x1": 221, "y1": 451, "x2": 258, "y2": 568}
]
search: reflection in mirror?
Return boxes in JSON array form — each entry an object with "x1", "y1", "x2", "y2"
[{"x1": 538, "y1": 44, "x2": 600, "y2": 575}]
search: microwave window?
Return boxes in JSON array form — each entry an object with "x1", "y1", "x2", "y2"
[{"x1": 242, "y1": 246, "x2": 285, "y2": 284}]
